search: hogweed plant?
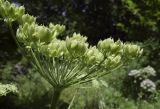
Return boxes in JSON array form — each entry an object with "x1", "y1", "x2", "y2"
[{"x1": 0, "y1": 0, "x2": 143, "y2": 108}]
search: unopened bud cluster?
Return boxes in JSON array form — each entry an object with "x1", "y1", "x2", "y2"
[
  {"x1": 0, "y1": 0, "x2": 143, "y2": 88},
  {"x1": 0, "y1": 0, "x2": 35, "y2": 24},
  {"x1": 16, "y1": 21, "x2": 143, "y2": 69}
]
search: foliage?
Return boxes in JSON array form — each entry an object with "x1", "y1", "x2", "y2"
[
  {"x1": 63, "y1": 78, "x2": 160, "y2": 109},
  {"x1": 0, "y1": 61, "x2": 52, "y2": 109},
  {"x1": 117, "y1": 0, "x2": 160, "y2": 40},
  {"x1": 142, "y1": 39, "x2": 160, "y2": 73},
  {"x1": 0, "y1": 83, "x2": 17, "y2": 96}
]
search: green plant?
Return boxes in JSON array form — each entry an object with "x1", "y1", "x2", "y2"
[
  {"x1": 16, "y1": 68, "x2": 52, "y2": 109},
  {"x1": 0, "y1": 60, "x2": 52, "y2": 109},
  {"x1": 0, "y1": 0, "x2": 143, "y2": 108},
  {"x1": 0, "y1": 83, "x2": 17, "y2": 96}
]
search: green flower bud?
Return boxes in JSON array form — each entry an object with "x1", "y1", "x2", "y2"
[
  {"x1": 1, "y1": 1, "x2": 14, "y2": 22},
  {"x1": 17, "y1": 23, "x2": 65, "y2": 46},
  {"x1": 70, "y1": 40, "x2": 78, "y2": 48},
  {"x1": 49, "y1": 23, "x2": 65, "y2": 38},
  {"x1": 0, "y1": 5, "x2": 6, "y2": 19},
  {"x1": 8, "y1": 4, "x2": 16, "y2": 19},
  {"x1": 33, "y1": 25, "x2": 52, "y2": 43},
  {"x1": 13, "y1": 6, "x2": 25, "y2": 20},
  {"x1": 16, "y1": 23, "x2": 36, "y2": 44},
  {"x1": 102, "y1": 55, "x2": 121, "y2": 68},
  {"x1": 109, "y1": 42, "x2": 122, "y2": 54},
  {"x1": 18, "y1": 14, "x2": 36, "y2": 25},
  {"x1": 48, "y1": 39, "x2": 68, "y2": 57},
  {"x1": 35, "y1": 43, "x2": 50, "y2": 56},
  {"x1": 0, "y1": 1, "x2": 25, "y2": 23},
  {"x1": 16, "y1": 6, "x2": 25, "y2": 17},
  {"x1": 16, "y1": 28, "x2": 25, "y2": 42},
  {"x1": 83, "y1": 46, "x2": 104, "y2": 65},
  {"x1": 98, "y1": 38, "x2": 114, "y2": 52},
  {"x1": 3, "y1": 1, "x2": 10, "y2": 13},
  {"x1": 97, "y1": 38, "x2": 122, "y2": 56},
  {"x1": 66, "y1": 33, "x2": 88, "y2": 58},
  {"x1": 4, "y1": 1, "x2": 10, "y2": 9},
  {"x1": 123, "y1": 43, "x2": 143, "y2": 58}
]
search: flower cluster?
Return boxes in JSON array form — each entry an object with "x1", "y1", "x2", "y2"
[
  {"x1": 124, "y1": 44, "x2": 143, "y2": 58},
  {"x1": 128, "y1": 66, "x2": 156, "y2": 93},
  {"x1": 83, "y1": 46, "x2": 104, "y2": 65},
  {"x1": 140, "y1": 79, "x2": 156, "y2": 92},
  {"x1": 16, "y1": 22, "x2": 143, "y2": 87},
  {"x1": 66, "y1": 33, "x2": 88, "y2": 58},
  {"x1": 0, "y1": 0, "x2": 35, "y2": 24},
  {"x1": 0, "y1": 1, "x2": 144, "y2": 108},
  {"x1": 0, "y1": 0, "x2": 143, "y2": 89},
  {"x1": 16, "y1": 22, "x2": 143, "y2": 70},
  {"x1": 128, "y1": 66, "x2": 156, "y2": 80}
]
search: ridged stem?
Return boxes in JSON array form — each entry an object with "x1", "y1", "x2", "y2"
[{"x1": 51, "y1": 88, "x2": 63, "y2": 109}]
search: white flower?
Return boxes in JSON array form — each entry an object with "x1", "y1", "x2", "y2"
[
  {"x1": 141, "y1": 66, "x2": 156, "y2": 76},
  {"x1": 128, "y1": 69, "x2": 141, "y2": 77},
  {"x1": 140, "y1": 79, "x2": 156, "y2": 92}
]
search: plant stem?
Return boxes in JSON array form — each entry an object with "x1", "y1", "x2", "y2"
[
  {"x1": 8, "y1": 22, "x2": 20, "y2": 48},
  {"x1": 7, "y1": 22, "x2": 27, "y2": 57},
  {"x1": 51, "y1": 88, "x2": 63, "y2": 109}
]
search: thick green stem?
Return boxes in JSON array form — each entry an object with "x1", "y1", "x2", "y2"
[{"x1": 51, "y1": 88, "x2": 63, "y2": 109}]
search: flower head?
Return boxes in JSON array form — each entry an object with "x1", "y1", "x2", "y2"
[
  {"x1": 128, "y1": 69, "x2": 141, "y2": 77},
  {"x1": 83, "y1": 46, "x2": 104, "y2": 65},
  {"x1": 123, "y1": 43, "x2": 143, "y2": 58},
  {"x1": 66, "y1": 33, "x2": 88, "y2": 58},
  {"x1": 48, "y1": 39, "x2": 68, "y2": 58},
  {"x1": 140, "y1": 79, "x2": 156, "y2": 92},
  {"x1": 102, "y1": 55, "x2": 121, "y2": 68}
]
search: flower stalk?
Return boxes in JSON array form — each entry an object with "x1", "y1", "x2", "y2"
[{"x1": 51, "y1": 88, "x2": 63, "y2": 109}]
